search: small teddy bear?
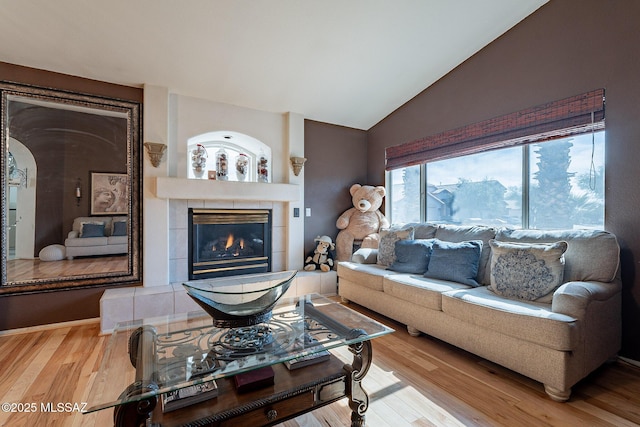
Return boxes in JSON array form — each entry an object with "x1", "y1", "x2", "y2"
[{"x1": 304, "y1": 235, "x2": 335, "y2": 272}]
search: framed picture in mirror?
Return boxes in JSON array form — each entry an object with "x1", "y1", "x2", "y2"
[{"x1": 91, "y1": 172, "x2": 128, "y2": 215}]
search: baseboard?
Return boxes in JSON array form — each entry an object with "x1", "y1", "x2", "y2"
[
  {"x1": 0, "y1": 317, "x2": 100, "y2": 337},
  {"x1": 618, "y1": 356, "x2": 640, "y2": 369}
]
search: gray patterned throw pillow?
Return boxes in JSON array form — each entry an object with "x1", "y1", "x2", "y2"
[
  {"x1": 377, "y1": 227, "x2": 415, "y2": 267},
  {"x1": 489, "y1": 239, "x2": 568, "y2": 302}
]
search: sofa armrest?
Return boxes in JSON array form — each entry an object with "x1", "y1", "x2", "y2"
[
  {"x1": 552, "y1": 280, "x2": 622, "y2": 319},
  {"x1": 351, "y1": 248, "x2": 378, "y2": 264},
  {"x1": 67, "y1": 230, "x2": 79, "y2": 239}
]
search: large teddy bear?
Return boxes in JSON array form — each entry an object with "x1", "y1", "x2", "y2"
[{"x1": 335, "y1": 184, "x2": 390, "y2": 261}]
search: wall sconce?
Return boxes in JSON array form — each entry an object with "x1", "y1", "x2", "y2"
[
  {"x1": 75, "y1": 178, "x2": 82, "y2": 207},
  {"x1": 144, "y1": 142, "x2": 167, "y2": 168},
  {"x1": 290, "y1": 156, "x2": 307, "y2": 176}
]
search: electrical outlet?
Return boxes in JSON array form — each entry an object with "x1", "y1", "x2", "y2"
[{"x1": 305, "y1": 208, "x2": 311, "y2": 217}]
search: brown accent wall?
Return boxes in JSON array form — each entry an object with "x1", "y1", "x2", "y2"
[
  {"x1": 303, "y1": 120, "x2": 368, "y2": 256},
  {"x1": 367, "y1": 0, "x2": 640, "y2": 360},
  {"x1": 0, "y1": 62, "x2": 142, "y2": 330},
  {"x1": 0, "y1": 62, "x2": 143, "y2": 102},
  {"x1": 0, "y1": 288, "x2": 104, "y2": 329}
]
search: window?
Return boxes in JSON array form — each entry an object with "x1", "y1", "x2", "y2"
[
  {"x1": 388, "y1": 167, "x2": 421, "y2": 224},
  {"x1": 529, "y1": 132, "x2": 604, "y2": 229},
  {"x1": 387, "y1": 131, "x2": 604, "y2": 229}
]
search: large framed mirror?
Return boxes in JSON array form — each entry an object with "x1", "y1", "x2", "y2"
[{"x1": 1, "y1": 82, "x2": 141, "y2": 293}]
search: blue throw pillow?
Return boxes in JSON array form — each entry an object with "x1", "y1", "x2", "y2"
[
  {"x1": 81, "y1": 222, "x2": 105, "y2": 238},
  {"x1": 388, "y1": 239, "x2": 435, "y2": 274},
  {"x1": 423, "y1": 239, "x2": 483, "y2": 286},
  {"x1": 112, "y1": 221, "x2": 127, "y2": 236}
]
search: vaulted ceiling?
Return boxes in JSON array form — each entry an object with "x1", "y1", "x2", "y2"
[{"x1": 0, "y1": 0, "x2": 547, "y2": 130}]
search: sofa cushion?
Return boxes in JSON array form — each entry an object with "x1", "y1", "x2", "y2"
[
  {"x1": 383, "y1": 275, "x2": 471, "y2": 311},
  {"x1": 377, "y1": 227, "x2": 414, "y2": 267},
  {"x1": 65, "y1": 236, "x2": 108, "y2": 247},
  {"x1": 495, "y1": 228, "x2": 619, "y2": 283},
  {"x1": 423, "y1": 239, "x2": 483, "y2": 287},
  {"x1": 107, "y1": 235, "x2": 128, "y2": 245},
  {"x1": 489, "y1": 240, "x2": 568, "y2": 303},
  {"x1": 351, "y1": 248, "x2": 378, "y2": 264},
  {"x1": 112, "y1": 220, "x2": 127, "y2": 236},
  {"x1": 81, "y1": 222, "x2": 106, "y2": 237},
  {"x1": 442, "y1": 286, "x2": 577, "y2": 351},
  {"x1": 388, "y1": 239, "x2": 435, "y2": 274},
  {"x1": 434, "y1": 224, "x2": 496, "y2": 286},
  {"x1": 338, "y1": 262, "x2": 396, "y2": 292},
  {"x1": 73, "y1": 217, "x2": 111, "y2": 233},
  {"x1": 403, "y1": 223, "x2": 438, "y2": 239},
  {"x1": 107, "y1": 216, "x2": 128, "y2": 236}
]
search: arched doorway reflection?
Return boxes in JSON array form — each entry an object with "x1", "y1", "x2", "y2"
[{"x1": 6, "y1": 138, "x2": 37, "y2": 260}]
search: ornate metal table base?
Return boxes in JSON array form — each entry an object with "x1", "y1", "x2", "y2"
[{"x1": 346, "y1": 340, "x2": 372, "y2": 427}]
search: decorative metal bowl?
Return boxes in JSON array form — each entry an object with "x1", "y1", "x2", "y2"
[{"x1": 183, "y1": 270, "x2": 297, "y2": 328}]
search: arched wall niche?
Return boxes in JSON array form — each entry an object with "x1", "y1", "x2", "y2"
[{"x1": 187, "y1": 131, "x2": 272, "y2": 182}]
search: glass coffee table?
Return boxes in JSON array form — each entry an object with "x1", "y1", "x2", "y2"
[{"x1": 85, "y1": 293, "x2": 393, "y2": 426}]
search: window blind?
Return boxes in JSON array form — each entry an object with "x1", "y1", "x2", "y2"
[{"x1": 385, "y1": 89, "x2": 605, "y2": 170}]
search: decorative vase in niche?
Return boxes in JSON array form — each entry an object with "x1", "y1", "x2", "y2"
[
  {"x1": 216, "y1": 148, "x2": 229, "y2": 181},
  {"x1": 257, "y1": 152, "x2": 269, "y2": 183},
  {"x1": 235, "y1": 153, "x2": 249, "y2": 181},
  {"x1": 191, "y1": 144, "x2": 208, "y2": 178}
]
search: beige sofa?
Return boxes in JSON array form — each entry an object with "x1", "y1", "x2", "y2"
[
  {"x1": 338, "y1": 223, "x2": 621, "y2": 401},
  {"x1": 64, "y1": 216, "x2": 128, "y2": 259}
]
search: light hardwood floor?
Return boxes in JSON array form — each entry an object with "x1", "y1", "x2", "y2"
[
  {"x1": 6, "y1": 255, "x2": 128, "y2": 282},
  {"x1": 7, "y1": 255, "x2": 129, "y2": 282},
  {"x1": 1, "y1": 302, "x2": 639, "y2": 427}
]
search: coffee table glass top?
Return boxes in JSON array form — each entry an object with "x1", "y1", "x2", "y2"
[{"x1": 85, "y1": 293, "x2": 393, "y2": 413}]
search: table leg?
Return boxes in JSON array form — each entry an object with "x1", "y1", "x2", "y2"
[
  {"x1": 113, "y1": 383, "x2": 157, "y2": 427},
  {"x1": 114, "y1": 326, "x2": 158, "y2": 427},
  {"x1": 345, "y1": 339, "x2": 372, "y2": 427}
]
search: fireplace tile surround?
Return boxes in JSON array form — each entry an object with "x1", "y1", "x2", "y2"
[{"x1": 101, "y1": 198, "x2": 337, "y2": 334}]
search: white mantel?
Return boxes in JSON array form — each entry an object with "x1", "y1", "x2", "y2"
[{"x1": 153, "y1": 177, "x2": 300, "y2": 202}]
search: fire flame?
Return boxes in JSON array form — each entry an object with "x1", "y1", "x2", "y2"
[{"x1": 225, "y1": 233, "x2": 234, "y2": 250}]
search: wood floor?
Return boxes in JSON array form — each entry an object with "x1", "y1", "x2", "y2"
[
  {"x1": 6, "y1": 255, "x2": 128, "y2": 282},
  {"x1": 1, "y1": 302, "x2": 639, "y2": 427}
]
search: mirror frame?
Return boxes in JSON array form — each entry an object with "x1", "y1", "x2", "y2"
[{"x1": 1, "y1": 82, "x2": 142, "y2": 294}]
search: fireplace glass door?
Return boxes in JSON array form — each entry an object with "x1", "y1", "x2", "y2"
[{"x1": 188, "y1": 209, "x2": 272, "y2": 279}]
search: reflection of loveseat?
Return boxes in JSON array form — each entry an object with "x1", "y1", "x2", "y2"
[
  {"x1": 64, "y1": 216, "x2": 128, "y2": 259},
  {"x1": 338, "y1": 223, "x2": 621, "y2": 401}
]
